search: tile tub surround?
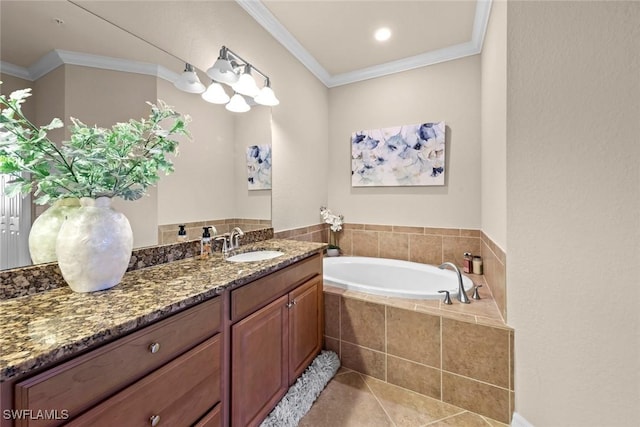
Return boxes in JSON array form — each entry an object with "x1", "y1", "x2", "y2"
[
  {"x1": 0, "y1": 228, "x2": 273, "y2": 300},
  {"x1": 0, "y1": 239, "x2": 325, "y2": 382},
  {"x1": 481, "y1": 231, "x2": 507, "y2": 320},
  {"x1": 323, "y1": 279, "x2": 514, "y2": 424},
  {"x1": 280, "y1": 221, "x2": 510, "y2": 319}
]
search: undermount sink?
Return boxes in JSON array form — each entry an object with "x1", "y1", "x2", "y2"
[{"x1": 226, "y1": 250, "x2": 284, "y2": 263}]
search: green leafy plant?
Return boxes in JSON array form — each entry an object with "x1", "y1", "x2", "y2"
[{"x1": 0, "y1": 85, "x2": 190, "y2": 204}]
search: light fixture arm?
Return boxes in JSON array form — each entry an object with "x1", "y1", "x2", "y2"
[{"x1": 222, "y1": 46, "x2": 269, "y2": 82}]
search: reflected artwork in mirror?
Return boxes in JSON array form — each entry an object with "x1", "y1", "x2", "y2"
[{"x1": 0, "y1": 1, "x2": 272, "y2": 270}]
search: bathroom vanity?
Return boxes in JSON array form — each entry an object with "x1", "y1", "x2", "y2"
[{"x1": 0, "y1": 240, "x2": 325, "y2": 427}]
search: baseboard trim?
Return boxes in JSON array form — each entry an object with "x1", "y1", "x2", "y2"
[{"x1": 511, "y1": 412, "x2": 534, "y2": 427}]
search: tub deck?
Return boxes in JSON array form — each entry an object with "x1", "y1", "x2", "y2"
[{"x1": 324, "y1": 272, "x2": 507, "y2": 328}]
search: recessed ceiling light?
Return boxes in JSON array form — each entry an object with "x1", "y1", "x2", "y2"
[{"x1": 374, "y1": 27, "x2": 391, "y2": 42}]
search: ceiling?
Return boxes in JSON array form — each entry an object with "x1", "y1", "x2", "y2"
[
  {"x1": 240, "y1": 0, "x2": 490, "y2": 86},
  {"x1": 0, "y1": 0, "x2": 491, "y2": 88}
]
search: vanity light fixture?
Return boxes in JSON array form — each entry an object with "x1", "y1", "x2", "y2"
[
  {"x1": 254, "y1": 78, "x2": 280, "y2": 106},
  {"x1": 232, "y1": 64, "x2": 261, "y2": 97},
  {"x1": 201, "y1": 81, "x2": 230, "y2": 104},
  {"x1": 174, "y1": 63, "x2": 206, "y2": 94},
  {"x1": 205, "y1": 45, "x2": 279, "y2": 112},
  {"x1": 225, "y1": 92, "x2": 251, "y2": 113}
]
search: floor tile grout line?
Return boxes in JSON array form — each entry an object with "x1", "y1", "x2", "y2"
[
  {"x1": 422, "y1": 410, "x2": 469, "y2": 426},
  {"x1": 357, "y1": 372, "x2": 398, "y2": 427}
]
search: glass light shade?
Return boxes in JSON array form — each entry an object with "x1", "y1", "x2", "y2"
[
  {"x1": 202, "y1": 82, "x2": 230, "y2": 104},
  {"x1": 207, "y1": 58, "x2": 239, "y2": 84},
  {"x1": 254, "y1": 86, "x2": 280, "y2": 106},
  {"x1": 174, "y1": 70, "x2": 205, "y2": 94},
  {"x1": 225, "y1": 93, "x2": 251, "y2": 113},
  {"x1": 232, "y1": 72, "x2": 260, "y2": 97}
]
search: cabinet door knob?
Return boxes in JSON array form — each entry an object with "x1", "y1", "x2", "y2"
[
  {"x1": 149, "y1": 342, "x2": 161, "y2": 354},
  {"x1": 149, "y1": 414, "x2": 160, "y2": 426}
]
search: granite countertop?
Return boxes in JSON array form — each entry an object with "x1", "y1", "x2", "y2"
[{"x1": 0, "y1": 239, "x2": 326, "y2": 382}]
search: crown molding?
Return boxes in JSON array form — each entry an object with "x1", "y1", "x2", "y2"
[
  {"x1": 0, "y1": 50, "x2": 179, "y2": 83},
  {"x1": 236, "y1": 0, "x2": 492, "y2": 87},
  {"x1": 0, "y1": 61, "x2": 32, "y2": 80},
  {"x1": 235, "y1": 0, "x2": 331, "y2": 84}
]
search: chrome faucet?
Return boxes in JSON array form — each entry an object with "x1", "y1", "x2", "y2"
[
  {"x1": 229, "y1": 227, "x2": 244, "y2": 250},
  {"x1": 438, "y1": 262, "x2": 470, "y2": 304},
  {"x1": 215, "y1": 234, "x2": 230, "y2": 256}
]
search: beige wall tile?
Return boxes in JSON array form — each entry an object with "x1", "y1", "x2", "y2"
[
  {"x1": 442, "y1": 373, "x2": 510, "y2": 424},
  {"x1": 393, "y1": 225, "x2": 424, "y2": 234},
  {"x1": 409, "y1": 234, "x2": 443, "y2": 265},
  {"x1": 324, "y1": 336, "x2": 340, "y2": 357},
  {"x1": 509, "y1": 330, "x2": 515, "y2": 391},
  {"x1": 341, "y1": 297, "x2": 385, "y2": 351},
  {"x1": 442, "y1": 236, "x2": 481, "y2": 267},
  {"x1": 442, "y1": 318, "x2": 509, "y2": 388},
  {"x1": 341, "y1": 341, "x2": 386, "y2": 381},
  {"x1": 460, "y1": 229, "x2": 481, "y2": 237},
  {"x1": 365, "y1": 224, "x2": 393, "y2": 232},
  {"x1": 324, "y1": 293, "x2": 340, "y2": 339},
  {"x1": 425, "y1": 227, "x2": 460, "y2": 236},
  {"x1": 386, "y1": 307, "x2": 440, "y2": 367},
  {"x1": 379, "y1": 232, "x2": 409, "y2": 261},
  {"x1": 339, "y1": 229, "x2": 353, "y2": 255},
  {"x1": 352, "y1": 230, "x2": 380, "y2": 257},
  {"x1": 387, "y1": 356, "x2": 441, "y2": 400}
]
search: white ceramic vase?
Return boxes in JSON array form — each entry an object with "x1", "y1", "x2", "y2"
[
  {"x1": 28, "y1": 198, "x2": 81, "y2": 264},
  {"x1": 56, "y1": 197, "x2": 133, "y2": 293}
]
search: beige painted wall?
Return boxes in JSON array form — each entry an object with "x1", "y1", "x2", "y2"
[
  {"x1": 328, "y1": 55, "x2": 481, "y2": 229},
  {"x1": 506, "y1": 2, "x2": 640, "y2": 425},
  {"x1": 143, "y1": 0, "x2": 329, "y2": 233},
  {"x1": 64, "y1": 65, "x2": 159, "y2": 248},
  {"x1": 480, "y1": 0, "x2": 507, "y2": 251},
  {"x1": 156, "y1": 78, "x2": 236, "y2": 228}
]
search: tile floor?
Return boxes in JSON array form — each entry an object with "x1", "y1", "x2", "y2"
[{"x1": 299, "y1": 368, "x2": 509, "y2": 427}]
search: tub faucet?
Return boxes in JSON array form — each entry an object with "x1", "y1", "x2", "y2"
[
  {"x1": 438, "y1": 262, "x2": 470, "y2": 304},
  {"x1": 229, "y1": 227, "x2": 244, "y2": 250}
]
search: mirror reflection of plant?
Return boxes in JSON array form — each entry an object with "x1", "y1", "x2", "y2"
[{"x1": 0, "y1": 85, "x2": 191, "y2": 205}]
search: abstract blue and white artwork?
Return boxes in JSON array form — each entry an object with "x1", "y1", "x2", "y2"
[
  {"x1": 246, "y1": 144, "x2": 272, "y2": 190},
  {"x1": 351, "y1": 122, "x2": 446, "y2": 187}
]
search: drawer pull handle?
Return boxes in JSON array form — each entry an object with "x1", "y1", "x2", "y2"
[
  {"x1": 149, "y1": 342, "x2": 161, "y2": 354},
  {"x1": 149, "y1": 414, "x2": 160, "y2": 426}
]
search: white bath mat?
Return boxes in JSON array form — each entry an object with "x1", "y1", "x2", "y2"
[{"x1": 260, "y1": 350, "x2": 340, "y2": 427}]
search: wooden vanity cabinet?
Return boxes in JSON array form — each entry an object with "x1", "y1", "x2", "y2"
[
  {"x1": 12, "y1": 296, "x2": 223, "y2": 427},
  {"x1": 230, "y1": 254, "x2": 322, "y2": 427}
]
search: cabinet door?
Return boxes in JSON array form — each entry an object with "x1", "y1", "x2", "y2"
[
  {"x1": 231, "y1": 294, "x2": 289, "y2": 427},
  {"x1": 288, "y1": 276, "x2": 322, "y2": 383}
]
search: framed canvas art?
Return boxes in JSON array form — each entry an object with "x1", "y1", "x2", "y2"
[
  {"x1": 351, "y1": 122, "x2": 445, "y2": 187},
  {"x1": 246, "y1": 144, "x2": 272, "y2": 190}
]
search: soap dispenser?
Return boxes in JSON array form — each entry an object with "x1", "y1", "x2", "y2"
[
  {"x1": 200, "y1": 226, "x2": 213, "y2": 258},
  {"x1": 177, "y1": 224, "x2": 187, "y2": 242}
]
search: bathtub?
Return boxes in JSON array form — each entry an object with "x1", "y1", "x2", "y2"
[{"x1": 323, "y1": 256, "x2": 474, "y2": 300}]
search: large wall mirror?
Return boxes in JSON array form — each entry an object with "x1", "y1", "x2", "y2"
[{"x1": 0, "y1": 1, "x2": 272, "y2": 270}]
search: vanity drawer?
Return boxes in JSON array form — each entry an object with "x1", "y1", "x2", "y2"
[
  {"x1": 14, "y1": 297, "x2": 221, "y2": 426},
  {"x1": 231, "y1": 253, "x2": 321, "y2": 322},
  {"x1": 65, "y1": 334, "x2": 222, "y2": 427},
  {"x1": 194, "y1": 403, "x2": 222, "y2": 427}
]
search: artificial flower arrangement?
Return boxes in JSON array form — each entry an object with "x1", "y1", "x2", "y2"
[
  {"x1": 320, "y1": 206, "x2": 344, "y2": 251},
  {"x1": 0, "y1": 84, "x2": 190, "y2": 205}
]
